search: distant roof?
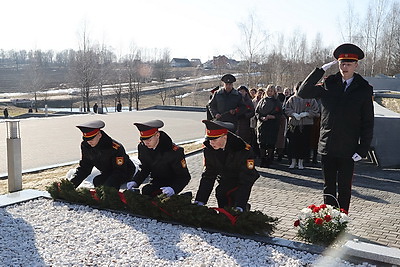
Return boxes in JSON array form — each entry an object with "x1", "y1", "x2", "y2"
[{"x1": 171, "y1": 58, "x2": 190, "y2": 63}]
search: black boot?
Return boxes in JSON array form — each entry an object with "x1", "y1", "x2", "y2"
[
  {"x1": 312, "y1": 149, "x2": 318, "y2": 164},
  {"x1": 260, "y1": 149, "x2": 268, "y2": 167}
]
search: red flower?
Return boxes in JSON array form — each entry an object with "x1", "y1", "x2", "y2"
[
  {"x1": 312, "y1": 207, "x2": 320, "y2": 213},
  {"x1": 319, "y1": 204, "x2": 327, "y2": 209},
  {"x1": 308, "y1": 204, "x2": 316, "y2": 209},
  {"x1": 324, "y1": 215, "x2": 332, "y2": 222},
  {"x1": 306, "y1": 102, "x2": 311, "y2": 107},
  {"x1": 314, "y1": 218, "x2": 324, "y2": 225},
  {"x1": 294, "y1": 220, "x2": 300, "y2": 227},
  {"x1": 340, "y1": 208, "x2": 348, "y2": 214}
]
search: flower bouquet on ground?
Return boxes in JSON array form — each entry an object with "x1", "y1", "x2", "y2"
[{"x1": 294, "y1": 204, "x2": 350, "y2": 246}]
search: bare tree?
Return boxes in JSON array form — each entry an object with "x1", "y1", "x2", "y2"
[
  {"x1": 69, "y1": 23, "x2": 100, "y2": 112},
  {"x1": 24, "y1": 50, "x2": 47, "y2": 112},
  {"x1": 338, "y1": 0, "x2": 360, "y2": 43},
  {"x1": 381, "y1": 1, "x2": 400, "y2": 74},
  {"x1": 237, "y1": 13, "x2": 268, "y2": 87}
]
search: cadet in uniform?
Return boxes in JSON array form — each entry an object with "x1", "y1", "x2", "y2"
[
  {"x1": 70, "y1": 120, "x2": 136, "y2": 189},
  {"x1": 298, "y1": 43, "x2": 374, "y2": 212},
  {"x1": 127, "y1": 120, "x2": 191, "y2": 197},
  {"x1": 194, "y1": 120, "x2": 260, "y2": 212}
]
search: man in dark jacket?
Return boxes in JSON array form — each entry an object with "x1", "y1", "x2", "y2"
[
  {"x1": 194, "y1": 120, "x2": 259, "y2": 212},
  {"x1": 127, "y1": 120, "x2": 191, "y2": 197},
  {"x1": 70, "y1": 120, "x2": 136, "y2": 189},
  {"x1": 208, "y1": 74, "x2": 246, "y2": 132},
  {"x1": 298, "y1": 43, "x2": 374, "y2": 212}
]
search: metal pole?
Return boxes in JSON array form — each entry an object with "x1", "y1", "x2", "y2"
[{"x1": 6, "y1": 120, "x2": 22, "y2": 192}]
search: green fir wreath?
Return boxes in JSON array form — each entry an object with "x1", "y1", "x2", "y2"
[{"x1": 47, "y1": 179, "x2": 278, "y2": 236}]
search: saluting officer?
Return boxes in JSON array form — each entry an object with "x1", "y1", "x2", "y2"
[
  {"x1": 194, "y1": 120, "x2": 259, "y2": 212},
  {"x1": 298, "y1": 43, "x2": 374, "y2": 212},
  {"x1": 70, "y1": 120, "x2": 136, "y2": 189},
  {"x1": 127, "y1": 120, "x2": 191, "y2": 197}
]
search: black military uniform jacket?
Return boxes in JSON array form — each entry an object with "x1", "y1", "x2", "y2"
[
  {"x1": 72, "y1": 131, "x2": 136, "y2": 187},
  {"x1": 209, "y1": 88, "x2": 246, "y2": 126},
  {"x1": 132, "y1": 131, "x2": 191, "y2": 194},
  {"x1": 298, "y1": 68, "x2": 374, "y2": 158},
  {"x1": 195, "y1": 133, "x2": 259, "y2": 204}
]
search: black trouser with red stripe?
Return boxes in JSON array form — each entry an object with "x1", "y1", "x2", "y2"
[
  {"x1": 321, "y1": 155, "x2": 355, "y2": 212},
  {"x1": 215, "y1": 181, "x2": 253, "y2": 211}
]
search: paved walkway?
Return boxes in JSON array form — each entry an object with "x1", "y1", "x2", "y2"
[
  {"x1": 0, "y1": 110, "x2": 205, "y2": 176},
  {"x1": 183, "y1": 153, "x2": 400, "y2": 250}
]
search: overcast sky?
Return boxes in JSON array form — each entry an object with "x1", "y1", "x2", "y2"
[{"x1": 0, "y1": 0, "x2": 393, "y2": 62}]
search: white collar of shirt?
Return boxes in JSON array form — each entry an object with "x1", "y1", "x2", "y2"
[{"x1": 342, "y1": 77, "x2": 354, "y2": 90}]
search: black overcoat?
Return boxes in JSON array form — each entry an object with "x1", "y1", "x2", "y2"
[
  {"x1": 132, "y1": 131, "x2": 191, "y2": 194},
  {"x1": 298, "y1": 68, "x2": 374, "y2": 158},
  {"x1": 72, "y1": 131, "x2": 135, "y2": 187},
  {"x1": 195, "y1": 133, "x2": 259, "y2": 205}
]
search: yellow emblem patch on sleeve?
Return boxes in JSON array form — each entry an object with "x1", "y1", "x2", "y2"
[
  {"x1": 247, "y1": 159, "x2": 255, "y2": 169},
  {"x1": 116, "y1": 157, "x2": 124, "y2": 166},
  {"x1": 181, "y1": 159, "x2": 187, "y2": 168},
  {"x1": 112, "y1": 142, "x2": 120, "y2": 150}
]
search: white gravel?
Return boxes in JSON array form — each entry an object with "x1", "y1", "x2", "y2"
[{"x1": 0, "y1": 199, "x2": 374, "y2": 267}]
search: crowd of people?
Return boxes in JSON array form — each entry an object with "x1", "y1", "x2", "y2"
[
  {"x1": 67, "y1": 43, "x2": 374, "y2": 214},
  {"x1": 207, "y1": 74, "x2": 321, "y2": 169}
]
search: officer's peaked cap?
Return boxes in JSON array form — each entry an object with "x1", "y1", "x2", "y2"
[
  {"x1": 221, "y1": 74, "x2": 236, "y2": 83},
  {"x1": 76, "y1": 120, "x2": 105, "y2": 140},
  {"x1": 134, "y1": 119, "x2": 164, "y2": 140},
  {"x1": 202, "y1": 120, "x2": 234, "y2": 140},
  {"x1": 333, "y1": 43, "x2": 364, "y2": 62}
]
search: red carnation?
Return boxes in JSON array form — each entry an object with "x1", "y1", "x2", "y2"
[
  {"x1": 324, "y1": 215, "x2": 332, "y2": 222},
  {"x1": 314, "y1": 218, "x2": 324, "y2": 225},
  {"x1": 308, "y1": 204, "x2": 316, "y2": 209},
  {"x1": 312, "y1": 207, "x2": 320, "y2": 213},
  {"x1": 319, "y1": 204, "x2": 327, "y2": 209},
  {"x1": 340, "y1": 208, "x2": 348, "y2": 214},
  {"x1": 294, "y1": 220, "x2": 300, "y2": 227},
  {"x1": 306, "y1": 102, "x2": 311, "y2": 107}
]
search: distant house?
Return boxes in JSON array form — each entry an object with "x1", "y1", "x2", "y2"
[
  {"x1": 190, "y1": 58, "x2": 202, "y2": 67},
  {"x1": 213, "y1": 55, "x2": 239, "y2": 69},
  {"x1": 170, "y1": 58, "x2": 191, "y2": 67}
]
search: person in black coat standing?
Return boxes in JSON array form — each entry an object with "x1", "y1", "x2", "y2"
[
  {"x1": 298, "y1": 43, "x2": 374, "y2": 212},
  {"x1": 70, "y1": 120, "x2": 136, "y2": 189},
  {"x1": 208, "y1": 74, "x2": 246, "y2": 132},
  {"x1": 127, "y1": 120, "x2": 191, "y2": 197},
  {"x1": 194, "y1": 120, "x2": 259, "y2": 212}
]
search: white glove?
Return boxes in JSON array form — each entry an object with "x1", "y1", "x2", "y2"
[
  {"x1": 127, "y1": 181, "x2": 138, "y2": 190},
  {"x1": 193, "y1": 201, "x2": 204, "y2": 206},
  {"x1": 299, "y1": 112, "x2": 309, "y2": 118},
  {"x1": 160, "y1": 187, "x2": 175, "y2": 197},
  {"x1": 321, "y1": 60, "x2": 338, "y2": 71},
  {"x1": 292, "y1": 113, "x2": 301, "y2": 121},
  {"x1": 352, "y1": 153, "x2": 362, "y2": 162}
]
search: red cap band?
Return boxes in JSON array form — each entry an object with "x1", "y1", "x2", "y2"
[
  {"x1": 338, "y1": 53, "x2": 359, "y2": 61},
  {"x1": 140, "y1": 128, "x2": 158, "y2": 138},
  {"x1": 83, "y1": 129, "x2": 100, "y2": 138},
  {"x1": 206, "y1": 128, "x2": 228, "y2": 138}
]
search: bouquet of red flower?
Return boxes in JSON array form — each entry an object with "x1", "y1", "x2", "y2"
[{"x1": 294, "y1": 204, "x2": 350, "y2": 246}]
